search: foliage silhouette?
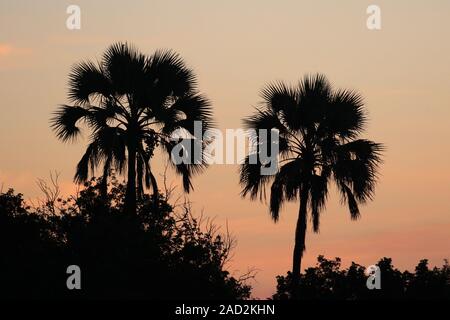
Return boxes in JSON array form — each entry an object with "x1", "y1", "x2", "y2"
[
  {"x1": 51, "y1": 43, "x2": 214, "y2": 214},
  {"x1": 240, "y1": 74, "x2": 383, "y2": 296},
  {"x1": 273, "y1": 255, "x2": 450, "y2": 300},
  {"x1": 0, "y1": 179, "x2": 251, "y2": 299}
]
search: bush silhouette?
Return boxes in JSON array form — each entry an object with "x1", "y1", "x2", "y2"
[
  {"x1": 0, "y1": 178, "x2": 250, "y2": 299},
  {"x1": 273, "y1": 255, "x2": 450, "y2": 300}
]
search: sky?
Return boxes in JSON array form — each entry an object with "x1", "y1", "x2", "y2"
[{"x1": 0, "y1": 0, "x2": 449, "y2": 298}]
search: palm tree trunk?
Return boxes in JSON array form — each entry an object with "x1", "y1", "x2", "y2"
[
  {"x1": 137, "y1": 157, "x2": 144, "y2": 202},
  {"x1": 125, "y1": 144, "x2": 137, "y2": 214},
  {"x1": 100, "y1": 159, "x2": 111, "y2": 202},
  {"x1": 291, "y1": 188, "x2": 308, "y2": 298},
  {"x1": 149, "y1": 170, "x2": 159, "y2": 200}
]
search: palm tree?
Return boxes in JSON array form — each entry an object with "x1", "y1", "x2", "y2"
[
  {"x1": 51, "y1": 43, "x2": 213, "y2": 214},
  {"x1": 240, "y1": 74, "x2": 383, "y2": 296}
]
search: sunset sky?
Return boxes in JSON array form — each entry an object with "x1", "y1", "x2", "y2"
[{"x1": 1, "y1": 0, "x2": 449, "y2": 298}]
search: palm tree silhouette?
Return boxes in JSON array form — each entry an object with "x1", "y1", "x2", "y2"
[
  {"x1": 51, "y1": 43, "x2": 213, "y2": 213},
  {"x1": 240, "y1": 74, "x2": 383, "y2": 296}
]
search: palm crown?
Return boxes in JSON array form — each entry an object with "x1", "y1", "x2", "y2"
[
  {"x1": 240, "y1": 74, "x2": 383, "y2": 293},
  {"x1": 51, "y1": 43, "x2": 213, "y2": 213}
]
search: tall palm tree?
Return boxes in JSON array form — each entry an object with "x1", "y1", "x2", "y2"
[
  {"x1": 240, "y1": 74, "x2": 383, "y2": 295},
  {"x1": 51, "y1": 43, "x2": 213, "y2": 214}
]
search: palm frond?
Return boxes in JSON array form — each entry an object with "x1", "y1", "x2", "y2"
[
  {"x1": 102, "y1": 42, "x2": 147, "y2": 95},
  {"x1": 269, "y1": 159, "x2": 304, "y2": 221},
  {"x1": 309, "y1": 172, "x2": 330, "y2": 232},
  {"x1": 296, "y1": 74, "x2": 332, "y2": 127},
  {"x1": 243, "y1": 108, "x2": 287, "y2": 132},
  {"x1": 74, "y1": 141, "x2": 100, "y2": 183},
  {"x1": 259, "y1": 82, "x2": 305, "y2": 132},
  {"x1": 147, "y1": 49, "x2": 196, "y2": 98},
  {"x1": 240, "y1": 154, "x2": 275, "y2": 200},
  {"x1": 337, "y1": 139, "x2": 384, "y2": 166},
  {"x1": 261, "y1": 81, "x2": 297, "y2": 112},
  {"x1": 85, "y1": 106, "x2": 116, "y2": 132},
  {"x1": 160, "y1": 138, "x2": 207, "y2": 193},
  {"x1": 324, "y1": 88, "x2": 366, "y2": 139},
  {"x1": 160, "y1": 93, "x2": 214, "y2": 135},
  {"x1": 333, "y1": 139, "x2": 383, "y2": 202},
  {"x1": 68, "y1": 61, "x2": 111, "y2": 104},
  {"x1": 50, "y1": 105, "x2": 89, "y2": 142},
  {"x1": 341, "y1": 184, "x2": 360, "y2": 220}
]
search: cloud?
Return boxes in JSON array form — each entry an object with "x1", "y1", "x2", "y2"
[
  {"x1": 0, "y1": 44, "x2": 13, "y2": 56},
  {"x1": 0, "y1": 43, "x2": 31, "y2": 57},
  {"x1": 0, "y1": 43, "x2": 33, "y2": 70}
]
